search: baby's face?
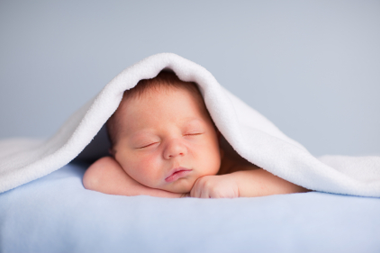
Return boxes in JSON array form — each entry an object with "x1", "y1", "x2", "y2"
[{"x1": 113, "y1": 86, "x2": 221, "y2": 193}]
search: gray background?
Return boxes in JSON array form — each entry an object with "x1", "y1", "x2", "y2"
[{"x1": 0, "y1": 0, "x2": 379, "y2": 156}]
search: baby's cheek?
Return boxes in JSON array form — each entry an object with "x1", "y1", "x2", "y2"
[
  {"x1": 199, "y1": 142, "x2": 221, "y2": 174},
  {"x1": 129, "y1": 154, "x2": 162, "y2": 183}
]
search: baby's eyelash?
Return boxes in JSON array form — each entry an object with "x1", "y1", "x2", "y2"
[
  {"x1": 184, "y1": 132, "x2": 203, "y2": 136},
  {"x1": 138, "y1": 142, "x2": 158, "y2": 149}
]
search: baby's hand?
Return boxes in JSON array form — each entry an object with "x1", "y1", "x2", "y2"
[{"x1": 190, "y1": 174, "x2": 239, "y2": 198}]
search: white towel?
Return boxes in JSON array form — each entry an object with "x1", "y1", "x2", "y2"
[{"x1": 1, "y1": 53, "x2": 379, "y2": 196}]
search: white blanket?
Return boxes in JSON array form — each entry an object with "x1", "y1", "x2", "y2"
[{"x1": 1, "y1": 53, "x2": 379, "y2": 196}]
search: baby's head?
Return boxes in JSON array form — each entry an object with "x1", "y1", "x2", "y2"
[{"x1": 107, "y1": 71, "x2": 222, "y2": 193}]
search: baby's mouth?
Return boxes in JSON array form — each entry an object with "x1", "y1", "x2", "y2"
[{"x1": 165, "y1": 167, "x2": 192, "y2": 183}]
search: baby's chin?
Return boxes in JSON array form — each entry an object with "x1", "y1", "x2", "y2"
[{"x1": 161, "y1": 179, "x2": 195, "y2": 194}]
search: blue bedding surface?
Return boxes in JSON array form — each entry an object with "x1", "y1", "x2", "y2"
[{"x1": 1, "y1": 163, "x2": 380, "y2": 253}]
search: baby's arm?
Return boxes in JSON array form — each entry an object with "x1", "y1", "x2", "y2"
[
  {"x1": 231, "y1": 168, "x2": 309, "y2": 197},
  {"x1": 190, "y1": 166, "x2": 309, "y2": 198},
  {"x1": 83, "y1": 157, "x2": 183, "y2": 198}
]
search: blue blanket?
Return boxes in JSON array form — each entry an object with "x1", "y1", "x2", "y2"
[{"x1": 1, "y1": 163, "x2": 379, "y2": 252}]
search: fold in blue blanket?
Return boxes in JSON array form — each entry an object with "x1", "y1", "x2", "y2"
[{"x1": 0, "y1": 53, "x2": 379, "y2": 196}]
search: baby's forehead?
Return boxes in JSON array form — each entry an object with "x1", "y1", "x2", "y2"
[
  {"x1": 109, "y1": 76, "x2": 211, "y2": 138},
  {"x1": 129, "y1": 117, "x2": 205, "y2": 136}
]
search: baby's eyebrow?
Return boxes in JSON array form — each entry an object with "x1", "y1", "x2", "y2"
[
  {"x1": 183, "y1": 118, "x2": 203, "y2": 125},
  {"x1": 127, "y1": 130, "x2": 158, "y2": 141},
  {"x1": 182, "y1": 119, "x2": 205, "y2": 129}
]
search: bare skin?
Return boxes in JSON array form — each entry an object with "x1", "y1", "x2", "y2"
[
  {"x1": 83, "y1": 156, "x2": 183, "y2": 198},
  {"x1": 83, "y1": 84, "x2": 309, "y2": 198},
  {"x1": 83, "y1": 146, "x2": 308, "y2": 198}
]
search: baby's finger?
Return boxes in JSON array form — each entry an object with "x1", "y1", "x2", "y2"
[
  {"x1": 200, "y1": 188, "x2": 210, "y2": 198},
  {"x1": 190, "y1": 184, "x2": 201, "y2": 198},
  {"x1": 190, "y1": 179, "x2": 204, "y2": 198},
  {"x1": 191, "y1": 188, "x2": 207, "y2": 198},
  {"x1": 189, "y1": 189, "x2": 197, "y2": 198}
]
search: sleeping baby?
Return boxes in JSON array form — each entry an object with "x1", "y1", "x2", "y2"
[{"x1": 83, "y1": 71, "x2": 308, "y2": 198}]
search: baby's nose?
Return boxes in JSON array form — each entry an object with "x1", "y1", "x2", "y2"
[{"x1": 163, "y1": 139, "x2": 187, "y2": 159}]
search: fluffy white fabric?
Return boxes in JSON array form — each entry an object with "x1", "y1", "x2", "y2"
[{"x1": 0, "y1": 53, "x2": 379, "y2": 196}]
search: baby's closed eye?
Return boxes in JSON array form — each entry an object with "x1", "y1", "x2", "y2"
[
  {"x1": 183, "y1": 120, "x2": 205, "y2": 137},
  {"x1": 136, "y1": 141, "x2": 159, "y2": 149},
  {"x1": 184, "y1": 132, "x2": 203, "y2": 136},
  {"x1": 130, "y1": 136, "x2": 160, "y2": 149}
]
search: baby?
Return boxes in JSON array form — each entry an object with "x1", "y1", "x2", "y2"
[{"x1": 83, "y1": 71, "x2": 308, "y2": 198}]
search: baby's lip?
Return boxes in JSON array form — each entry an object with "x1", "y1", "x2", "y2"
[{"x1": 165, "y1": 167, "x2": 192, "y2": 183}]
